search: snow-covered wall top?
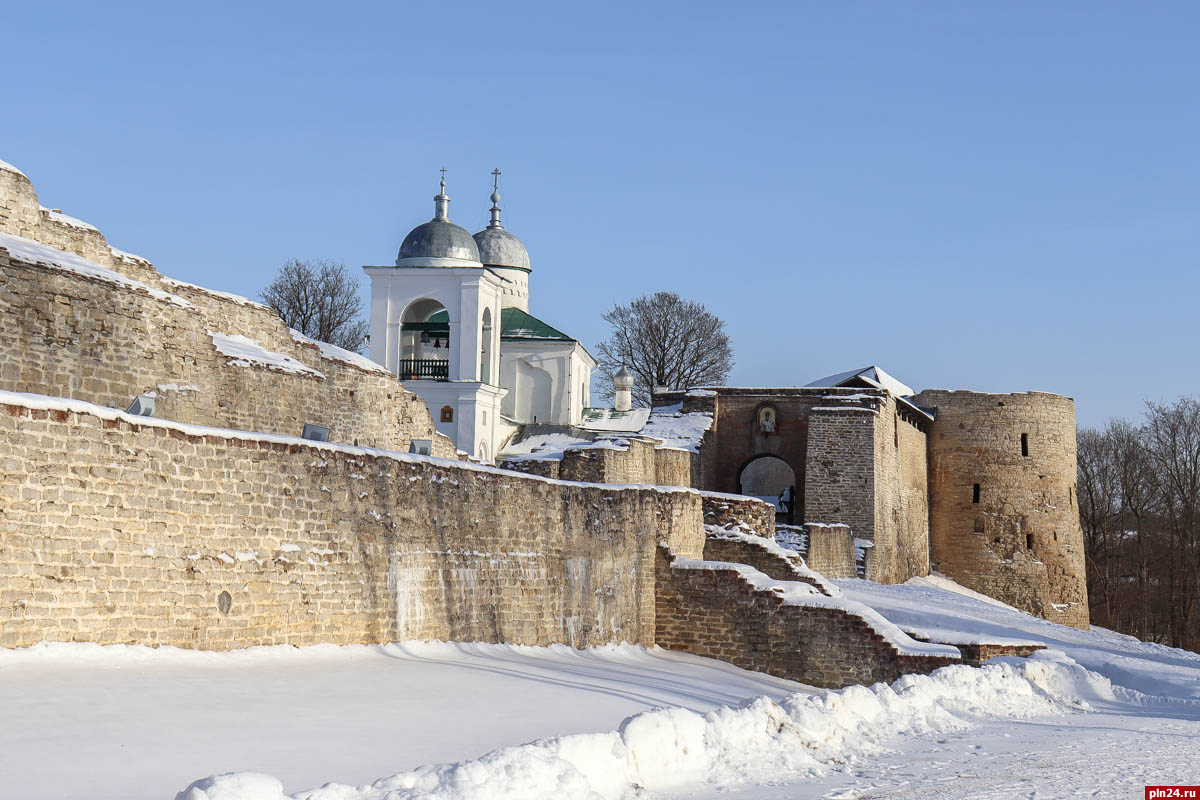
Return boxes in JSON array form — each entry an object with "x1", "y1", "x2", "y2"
[{"x1": 0, "y1": 157, "x2": 454, "y2": 457}]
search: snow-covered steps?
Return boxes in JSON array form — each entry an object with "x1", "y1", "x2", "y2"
[{"x1": 655, "y1": 546, "x2": 960, "y2": 688}]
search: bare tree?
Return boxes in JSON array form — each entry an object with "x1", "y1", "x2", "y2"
[
  {"x1": 595, "y1": 291, "x2": 733, "y2": 406},
  {"x1": 261, "y1": 259, "x2": 369, "y2": 353},
  {"x1": 1078, "y1": 401, "x2": 1200, "y2": 651}
]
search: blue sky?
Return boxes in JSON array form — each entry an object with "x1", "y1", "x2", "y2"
[{"x1": 5, "y1": 1, "x2": 1198, "y2": 428}]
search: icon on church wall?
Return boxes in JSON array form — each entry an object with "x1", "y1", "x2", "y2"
[
  {"x1": 441, "y1": 406, "x2": 454, "y2": 423},
  {"x1": 758, "y1": 405, "x2": 776, "y2": 433}
]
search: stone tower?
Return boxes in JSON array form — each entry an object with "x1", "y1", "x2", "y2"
[{"x1": 915, "y1": 390, "x2": 1090, "y2": 629}]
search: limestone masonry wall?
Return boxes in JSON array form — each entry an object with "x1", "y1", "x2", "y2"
[
  {"x1": 871, "y1": 397, "x2": 931, "y2": 583},
  {"x1": 700, "y1": 493, "x2": 775, "y2": 537},
  {"x1": 654, "y1": 549, "x2": 958, "y2": 688},
  {"x1": 0, "y1": 161, "x2": 454, "y2": 458},
  {"x1": 803, "y1": 407, "x2": 877, "y2": 547},
  {"x1": 915, "y1": 390, "x2": 1090, "y2": 629},
  {"x1": 803, "y1": 523, "x2": 858, "y2": 579},
  {"x1": 500, "y1": 439, "x2": 699, "y2": 489},
  {"x1": 0, "y1": 395, "x2": 704, "y2": 649}
]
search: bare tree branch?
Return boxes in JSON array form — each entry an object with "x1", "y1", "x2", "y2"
[
  {"x1": 595, "y1": 291, "x2": 733, "y2": 406},
  {"x1": 261, "y1": 259, "x2": 369, "y2": 353}
]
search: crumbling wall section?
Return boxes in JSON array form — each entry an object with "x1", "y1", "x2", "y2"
[{"x1": 654, "y1": 549, "x2": 959, "y2": 689}]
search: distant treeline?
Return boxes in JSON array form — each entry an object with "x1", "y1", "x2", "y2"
[{"x1": 1078, "y1": 398, "x2": 1200, "y2": 652}]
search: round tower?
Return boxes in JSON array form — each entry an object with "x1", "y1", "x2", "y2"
[{"x1": 914, "y1": 389, "x2": 1089, "y2": 629}]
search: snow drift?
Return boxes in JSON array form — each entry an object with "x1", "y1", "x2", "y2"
[{"x1": 177, "y1": 651, "x2": 1117, "y2": 800}]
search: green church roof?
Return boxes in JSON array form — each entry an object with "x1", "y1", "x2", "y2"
[
  {"x1": 499, "y1": 307, "x2": 573, "y2": 341},
  {"x1": 420, "y1": 307, "x2": 574, "y2": 342}
]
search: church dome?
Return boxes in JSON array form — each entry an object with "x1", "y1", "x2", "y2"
[
  {"x1": 472, "y1": 184, "x2": 531, "y2": 271},
  {"x1": 395, "y1": 177, "x2": 482, "y2": 266},
  {"x1": 397, "y1": 219, "x2": 480, "y2": 263},
  {"x1": 474, "y1": 227, "x2": 530, "y2": 270}
]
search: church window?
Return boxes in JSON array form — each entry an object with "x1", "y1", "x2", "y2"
[
  {"x1": 440, "y1": 406, "x2": 454, "y2": 423},
  {"x1": 972, "y1": 483, "x2": 981, "y2": 504},
  {"x1": 757, "y1": 405, "x2": 777, "y2": 434},
  {"x1": 1021, "y1": 433, "x2": 1029, "y2": 457}
]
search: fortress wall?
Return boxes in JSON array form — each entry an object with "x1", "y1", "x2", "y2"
[
  {"x1": 0, "y1": 161, "x2": 454, "y2": 457},
  {"x1": 507, "y1": 439, "x2": 699, "y2": 489},
  {"x1": 802, "y1": 407, "x2": 876, "y2": 545},
  {"x1": 557, "y1": 438, "x2": 658, "y2": 484},
  {"x1": 700, "y1": 493, "x2": 775, "y2": 537},
  {"x1": 0, "y1": 245, "x2": 454, "y2": 460},
  {"x1": 0, "y1": 164, "x2": 158, "y2": 284},
  {"x1": 803, "y1": 523, "x2": 858, "y2": 579},
  {"x1": 915, "y1": 390, "x2": 1089, "y2": 629},
  {"x1": 871, "y1": 397, "x2": 930, "y2": 583},
  {"x1": 0, "y1": 394, "x2": 704, "y2": 650},
  {"x1": 653, "y1": 447, "x2": 698, "y2": 488},
  {"x1": 654, "y1": 548, "x2": 958, "y2": 689}
]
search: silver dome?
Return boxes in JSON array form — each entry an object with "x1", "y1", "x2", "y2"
[
  {"x1": 395, "y1": 177, "x2": 482, "y2": 266},
  {"x1": 473, "y1": 227, "x2": 530, "y2": 270},
  {"x1": 397, "y1": 219, "x2": 481, "y2": 264}
]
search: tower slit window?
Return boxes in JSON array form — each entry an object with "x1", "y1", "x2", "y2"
[
  {"x1": 1021, "y1": 433, "x2": 1029, "y2": 457},
  {"x1": 972, "y1": 483, "x2": 980, "y2": 504}
]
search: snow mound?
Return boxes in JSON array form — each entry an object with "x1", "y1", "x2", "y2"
[
  {"x1": 0, "y1": 231, "x2": 192, "y2": 307},
  {"x1": 179, "y1": 653, "x2": 1104, "y2": 799},
  {"x1": 209, "y1": 332, "x2": 324, "y2": 378}
]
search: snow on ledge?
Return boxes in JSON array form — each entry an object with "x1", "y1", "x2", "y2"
[
  {"x1": 706, "y1": 524, "x2": 842, "y2": 597},
  {"x1": 163, "y1": 277, "x2": 274, "y2": 310},
  {"x1": 0, "y1": 389, "x2": 704, "y2": 497},
  {"x1": 289, "y1": 329, "x2": 390, "y2": 375},
  {"x1": 671, "y1": 555, "x2": 961, "y2": 659},
  {"x1": 41, "y1": 206, "x2": 99, "y2": 231},
  {"x1": 0, "y1": 231, "x2": 192, "y2": 308},
  {"x1": 0, "y1": 157, "x2": 28, "y2": 177},
  {"x1": 209, "y1": 331, "x2": 325, "y2": 378}
]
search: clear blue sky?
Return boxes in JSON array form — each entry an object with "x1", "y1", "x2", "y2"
[{"x1": 5, "y1": 2, "x2": 1198, "y2": 428}]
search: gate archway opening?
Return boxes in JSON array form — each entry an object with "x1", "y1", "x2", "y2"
[{"x1": 738, "y1": 455, "x2": 798, "y2": 523}]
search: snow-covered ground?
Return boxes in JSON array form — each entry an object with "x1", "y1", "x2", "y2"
[
  {"x1": 6, "y1": 577, "x2": 1199, "y2": 800},
  {"x1": 836, "y1": 574, "x2": 1200, "y2": 701},
  {"x1": 0, "y1": 642, "x2": 801, "y2": 800}
]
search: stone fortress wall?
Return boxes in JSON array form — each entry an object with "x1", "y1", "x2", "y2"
[
  {"x1": 0, "y1": 159, "x2": 979, "y2": 689},
  {"x1": 916, "y1": 390, "x2": 1090, "y2": 629},
  {"x1": 0, "y1": 394, "x2": 703, "y2": 649},
  {"x1": 661, "y1": 388, "x2": 932, "y2": 585},
  {"x1": 652, "y1": 384, "x2": 1089, "y2": 629},
  {"x1": 0, "y1": 162, "x2": 455, "y2": 458}
]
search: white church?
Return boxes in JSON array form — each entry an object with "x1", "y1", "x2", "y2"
[{"x1": 365, "y1": 173, "x2": 595, "y2": 461}]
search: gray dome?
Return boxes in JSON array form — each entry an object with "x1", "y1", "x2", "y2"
[
  {"x1": 473, "y1": 226, "x2": 531, "y2": 270},
  {"x1": 396, "y1": 218, "x2": 481, "y2": 264}
]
